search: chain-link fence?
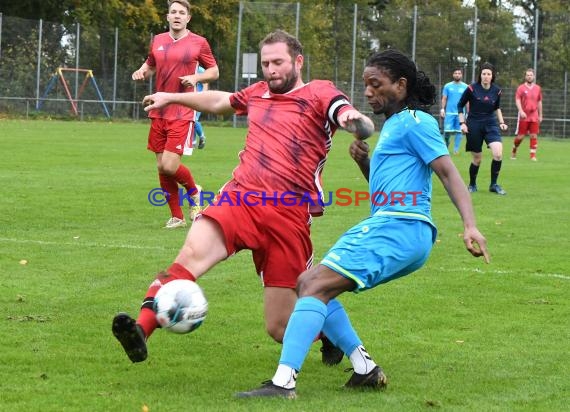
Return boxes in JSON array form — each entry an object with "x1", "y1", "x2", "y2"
[{"x1": 1, "y1": 2, "x2": 569, "y2": 137}]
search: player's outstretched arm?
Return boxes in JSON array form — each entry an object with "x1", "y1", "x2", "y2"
[
  {"x1": 143, "y1": 90, "x2": 234, "y2": 115},
  {"x1": 338, "y1": 109, "x2": 375, "y2": 140},
  {"x1": 431, "y1": 155, "x2": 490, "y2": 263}
]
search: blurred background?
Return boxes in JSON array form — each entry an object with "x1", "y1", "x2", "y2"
[{"x1": 0, "y1": 0, "x2": 567, "y2": 136}]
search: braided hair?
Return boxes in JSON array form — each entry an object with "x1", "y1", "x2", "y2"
[{"x1": 366, "y1": 49, "x2": 436, "y2": 112}]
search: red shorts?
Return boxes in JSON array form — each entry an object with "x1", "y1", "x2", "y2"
[
  {"x1": 516, "y1": 120, "x2": 539, "y2": 136},
  {"x1": 200, "y1": 192, "x2": 313, "y2": 288},
  {"x1": 147, "y1": 118, "x2": 195, "y2": 155}
]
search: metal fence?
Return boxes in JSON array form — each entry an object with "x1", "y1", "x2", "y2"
[{"x1": 0, "y1": 3, "x2": 569, "y2": 137}]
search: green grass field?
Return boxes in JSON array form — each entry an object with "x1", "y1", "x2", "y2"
[{"x1": 1, "y1": 119, "x2": 569, "y2": 412}]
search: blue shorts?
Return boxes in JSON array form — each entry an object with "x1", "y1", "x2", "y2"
[
  {"x1": 466, "y1": 120, "x2": 502, "y2": 152},
  {"x1": 320, "y1": 216, "x2": 436, "y2": 292},
  {"x1": 444, "y1": 114, "x2": 461, "y2": 133}
]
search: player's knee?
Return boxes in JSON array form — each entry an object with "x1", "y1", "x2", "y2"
[
  {"x1": 266, "y1": 323, "x2": 285, "y2": 343},
  {"x1": 178, "y1": 243, "x2": 200, "y2": 264},
  {"x1": 158, "y1": 163, "x2": 177, "y2": 176},
  {"x1": 296, "y1": 269, "x2": 323, "y2": 297},
  {"x1": 471, "y1": 154, "x2": 482, "y2": 165},
  {"x1": 296, "y1": 271, "x2": 311, "y2": 296}
]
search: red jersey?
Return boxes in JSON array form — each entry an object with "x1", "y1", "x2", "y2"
[
  {"x1": 515, "y1": 83, "x2": 542, "y2": 122},
  {"x1": 226, "y1": 80, "x2": 353, "y2": 215},
  {"x1": 146, "y1": 31, "x2": 217, "y2": 120}
]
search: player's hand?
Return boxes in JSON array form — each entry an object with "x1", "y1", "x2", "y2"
[
  {"x1": 460, "y1": 123, "x2": 468, "y2": 134},
  {"x1": 338, "y1": 110, "x2": 375, "y2": 139},
  {"x1": 142, "y1": 92, "x2": 170, "y2": 111},
  {"x1": 440, "y1": 108, "x2": 445, "y2": 119},
  {"x1": 179, "y1": 75, "x2": 198, "y2": 88},
  {"x1": 349, "y1": 140, "x2": 369, "y2": 164},
  {"x1": 499, "y1": 123, "x2": 508, "y2": 131},
  {"x1": 519, "y1": 110, "x2": 527, "y2": 119},
  {"x1": 463, "y1": 227, "x2": 490, "y2": 263},
  {"x1": 132, "y1": 69, "x2": 146, "y2": 81}
]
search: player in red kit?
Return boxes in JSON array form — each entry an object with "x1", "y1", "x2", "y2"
[
  {"x1": 132, "y1": 0, "x2": 219, "y2": 228},
  {"x1": 112, "y1": 30, "x2": 375, "y2": 365},
  {"x1": 512, "y1": 68, "x2": 543, "y2": 161}
]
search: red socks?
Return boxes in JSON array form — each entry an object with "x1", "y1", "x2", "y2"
[
  {"x1": 166, "y1": 262, "x2": 197, "y2": 282},
  {"x1": 174, "y1": 165, "x2": 197, "y2": 194},
  {"x1": 530, "y1": 136, "x2": 538, "y2": 158},
  {"x1": 159, "y1": 173, "x2": 183, "y2": 219},
  {"x1": 512, "y1": 136, "x2": 523, "y2": 153},
  {"x1": 137, "y1": 278, "x2": 164, "y2": 338},
  {"x1": 159, "y1": 166, "x2": 198, "y2": 220},
  {"x1": 136, "y1": 263, "x2": 197, "y2": 338}
]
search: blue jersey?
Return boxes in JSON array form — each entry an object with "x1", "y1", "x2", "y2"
[
  {"x1": 457, "y1": 82, "x2": 502, "y2": 122},
  {"x1": 442, "y1": 81, "x2": 467, "y2": 115},
  {"x1": 196, "y1": 66, "x2": 205, "y2": 92},
  {"x1": 369, "y1": 108, "x2": 448, "y2": 226},
  {"x1": 193, "y1": 66, "x2": 205, "y2": 123}
]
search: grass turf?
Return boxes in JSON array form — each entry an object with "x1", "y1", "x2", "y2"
[{"x1": 0, "y1": 119, "x2": 569, "y2": 411}]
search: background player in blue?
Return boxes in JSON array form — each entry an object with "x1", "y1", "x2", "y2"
[
  {"x1": 440, "y1": 68, "x2": 468, "y2": 154},
  {"x1": 237, "y1": 49, "x2": 490, "y2": 399},
  {"x1": 458, "y1": 62, "x2": 508, "y2": 195},
  {"x1": 192, "y1": 66, "x2": 208, "y2": 149}
]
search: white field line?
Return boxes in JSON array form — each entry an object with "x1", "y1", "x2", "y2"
[
  {"x1": 0, "y1": 237, "x2": 168, "y2": 251},
  {"x1": 2, "y1": 237, "x2": 568, "y2": 280},
  {"x1": 434, "y1": 266, "x2": 570, "y2": 281}
]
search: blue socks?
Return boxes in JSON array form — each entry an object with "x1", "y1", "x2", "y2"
[
  {"x1": 454, "y1": 132, "x2": 462, "y2": 153},
  {"x1": 279, "y1": 297, "x2": 362, "y2": 372},
  {"x1": 322, "y1": 298, "x2": 362, "y2": 357},
  {"x1": 280, "y1": 297, "x2": 326, "y2": 371}
]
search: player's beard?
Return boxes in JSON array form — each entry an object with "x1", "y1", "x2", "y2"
[{"x1": 267, "y1": 70, "x2": 299, "y2": 94}]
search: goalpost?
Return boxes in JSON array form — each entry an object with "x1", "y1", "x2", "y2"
[{"x1": 37, "y1": 67, "x2": 111, "y2": 119}]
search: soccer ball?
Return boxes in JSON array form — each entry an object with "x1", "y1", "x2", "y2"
[{"x1": 153, "y1": 279, "x2": 208, "y2": 334}]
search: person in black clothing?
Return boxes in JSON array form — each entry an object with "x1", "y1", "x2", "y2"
[{"x1": 458, "y1": 62, "x2": 508, "y2": 195}]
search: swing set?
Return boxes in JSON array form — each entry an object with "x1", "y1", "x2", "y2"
[{"x1": 37, "y1": 67, "x2": 110, "y2": 119}]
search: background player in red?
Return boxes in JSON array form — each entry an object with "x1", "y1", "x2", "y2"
[
  {"x1": 113, "y1": 29, "x2": 375, "y2": 365},
  {"x1": 132, "y1": 0, "x2": 219, "y2": 228},
  {"x1": 512, "y1": 68, "x2": 543, "y2": 161}
]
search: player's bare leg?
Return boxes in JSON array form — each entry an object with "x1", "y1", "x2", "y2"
[{"x1": 112, "y1": 216, "x2": 227, "y2": 362}]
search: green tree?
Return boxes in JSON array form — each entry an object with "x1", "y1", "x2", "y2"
[
  {"x1": 470, "y1": 1, "x2": 522, "y2": 86},
  {"x1": 181, "y1": 0, "x2": 240, "y2": 91},
  {"x1": 0, "y1": 0, "x2": 73, "y2": 21},
  {"x1": 295, "y1": 0, "x2": 373, "y2": 94},
  {"x1": 0, "y1": 14, "x2": 70, "y2": 99},
  {"x1": 2, "y1": 0, "x2": 568, "y2": 114},
  {"x1": 361, "y1": 0, "x2": 471, "y2": 78}
]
